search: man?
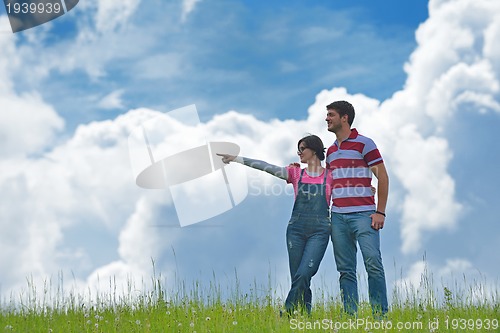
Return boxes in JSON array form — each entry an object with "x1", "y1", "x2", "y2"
[{"x1": 325, "y1": 100, "x2": 389, "y2": 316}]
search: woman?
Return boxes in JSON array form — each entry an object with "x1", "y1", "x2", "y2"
[{"x1": 217, "y1": 134, "x2": 332, "y2": 315}]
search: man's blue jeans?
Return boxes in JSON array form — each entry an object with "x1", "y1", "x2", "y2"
[{"x1": 331, "y1": 211, "x2": 388, "y2": 316}]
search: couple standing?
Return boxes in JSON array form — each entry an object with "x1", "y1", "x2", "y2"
[{"x1": 218, "y1": 100, "x2": 389, "y2": 317}]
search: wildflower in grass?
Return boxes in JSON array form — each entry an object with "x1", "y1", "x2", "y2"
[
  {"x1": 205, "y1": 316, "x2": 211, "y2": 321},
  {"x1": 4, "y1": 325, "x2": 13, "y2": 330},
  {"x1": 95, "y1": 323, "x2": 99, "y2": 329},
  {"x1": 136, "y1": 320, "x2": 141, "y2": 325},
  {"x1": 86, "y1": 320, "x2": 91, "y2": 325},
  {"x1": 166, "y1": 311, "x2": 170, "y2": 315},
  {"x1": 190, "y1": 322, "x2": 195, "y2": 328},
  {"x1": 232, "y1": 321, "x2": 238, "y2": 325}
]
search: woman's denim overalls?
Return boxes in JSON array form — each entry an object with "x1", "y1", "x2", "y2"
[{"x1": 285, "y1": 169, "x2": 331, "y2": 314}]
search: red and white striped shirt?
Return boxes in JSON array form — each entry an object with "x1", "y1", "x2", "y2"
[{"x1": 326, "y1": 128, "x2": 383, "y2": 213}]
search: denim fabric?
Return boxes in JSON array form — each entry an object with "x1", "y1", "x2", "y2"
[
  {"x1": 284, "y1": 169, "x2": 330, "y2": 315},
  {"x1": 286, "y1": 215, "x2": 330, "y2": 314},
  {"x1": 331, "y1": 211, "x2": 388, "y2": 316}
]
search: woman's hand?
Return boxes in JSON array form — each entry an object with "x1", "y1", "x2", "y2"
[{"x1": 216, "y1": 153, "x2": 236, "y2": 164}]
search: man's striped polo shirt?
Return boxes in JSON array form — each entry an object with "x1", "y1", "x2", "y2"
[{"x1": 326, "y1": 128, "x2": 383, "y2": 213}]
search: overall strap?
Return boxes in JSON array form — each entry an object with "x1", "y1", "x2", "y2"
[{"x1": 298, "y1": 168, "x2": 306, "y2": 184}]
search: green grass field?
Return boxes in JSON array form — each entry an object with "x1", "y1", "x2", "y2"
[{"x1": 1, "y1": 269, "x2": 498, "y2": 332}]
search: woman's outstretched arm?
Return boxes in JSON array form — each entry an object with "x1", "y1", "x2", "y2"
[{"x1": 217, "y1": 153, "x2": 288, "y2": 180}]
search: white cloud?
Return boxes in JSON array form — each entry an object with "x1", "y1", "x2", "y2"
[
  {"x1": 483, "y1": 14, "x2": 500, "y2": 73},
  {"x1": 392, "y1": 126, "x2": 462, "y2": 253},
  {"x1": 406, "y1": 0, "x2": 500, "y2": 110},
  {"x1": 0, "y1": 91, "x2": 64, "y2": 158},
  {"x1": 0, "y1": 18, "x2": 64, "y2": 158},
  {"x1": 10, "y1": 0, "x2": 158, "y2": 82},
  {"x1": 427, "y1": 61, "x2": 500, "y2": 121},
  {"x1": 0, "y1": 108, "x2": 151, "y2": 293},
  {"x1": 48, "y1": 26, "x2": 155, "y2": 80},
  {"x1": 182, "y1": 0, "x2": 202, "y2": 22},
  {"x1": 359, "y1": 0, "x2": 500, "y2": 253},
  {"x1": 84, "y1": 194, "x2": 175, "y2": 299},
  {"x1": 98, "y1": 89, "x2": 125, "y2": 109},
  {"x1": 93, "y1": 0, "x2": 142, "y2": 33},
  {"x1": 0, "y1": 14, "x2": 11, "y2": 33}
]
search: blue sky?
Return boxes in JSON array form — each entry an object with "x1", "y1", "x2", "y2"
[
  {"x1": 1, "y1": 0, "x2": 499, "y2": 307},
  {"x1": 4, "y1": 0, "x2": 427, "y2": 128}
]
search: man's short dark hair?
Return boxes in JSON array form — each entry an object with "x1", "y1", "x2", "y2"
[{"x1": 326, "y1": 100, "x2": 355, "y2": 126}]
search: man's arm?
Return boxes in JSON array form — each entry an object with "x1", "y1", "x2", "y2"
[{"x1": 370, "y1": 162, "x2": 389, "y2": 230}]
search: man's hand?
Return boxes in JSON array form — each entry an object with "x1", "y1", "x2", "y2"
[{"x1": 370, "y1": 212, "x2": 385, "y2": 230}]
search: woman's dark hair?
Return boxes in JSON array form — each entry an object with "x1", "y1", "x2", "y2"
[{"x1": 297, "y1": 134, "x2": 325, "y2": 161}]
